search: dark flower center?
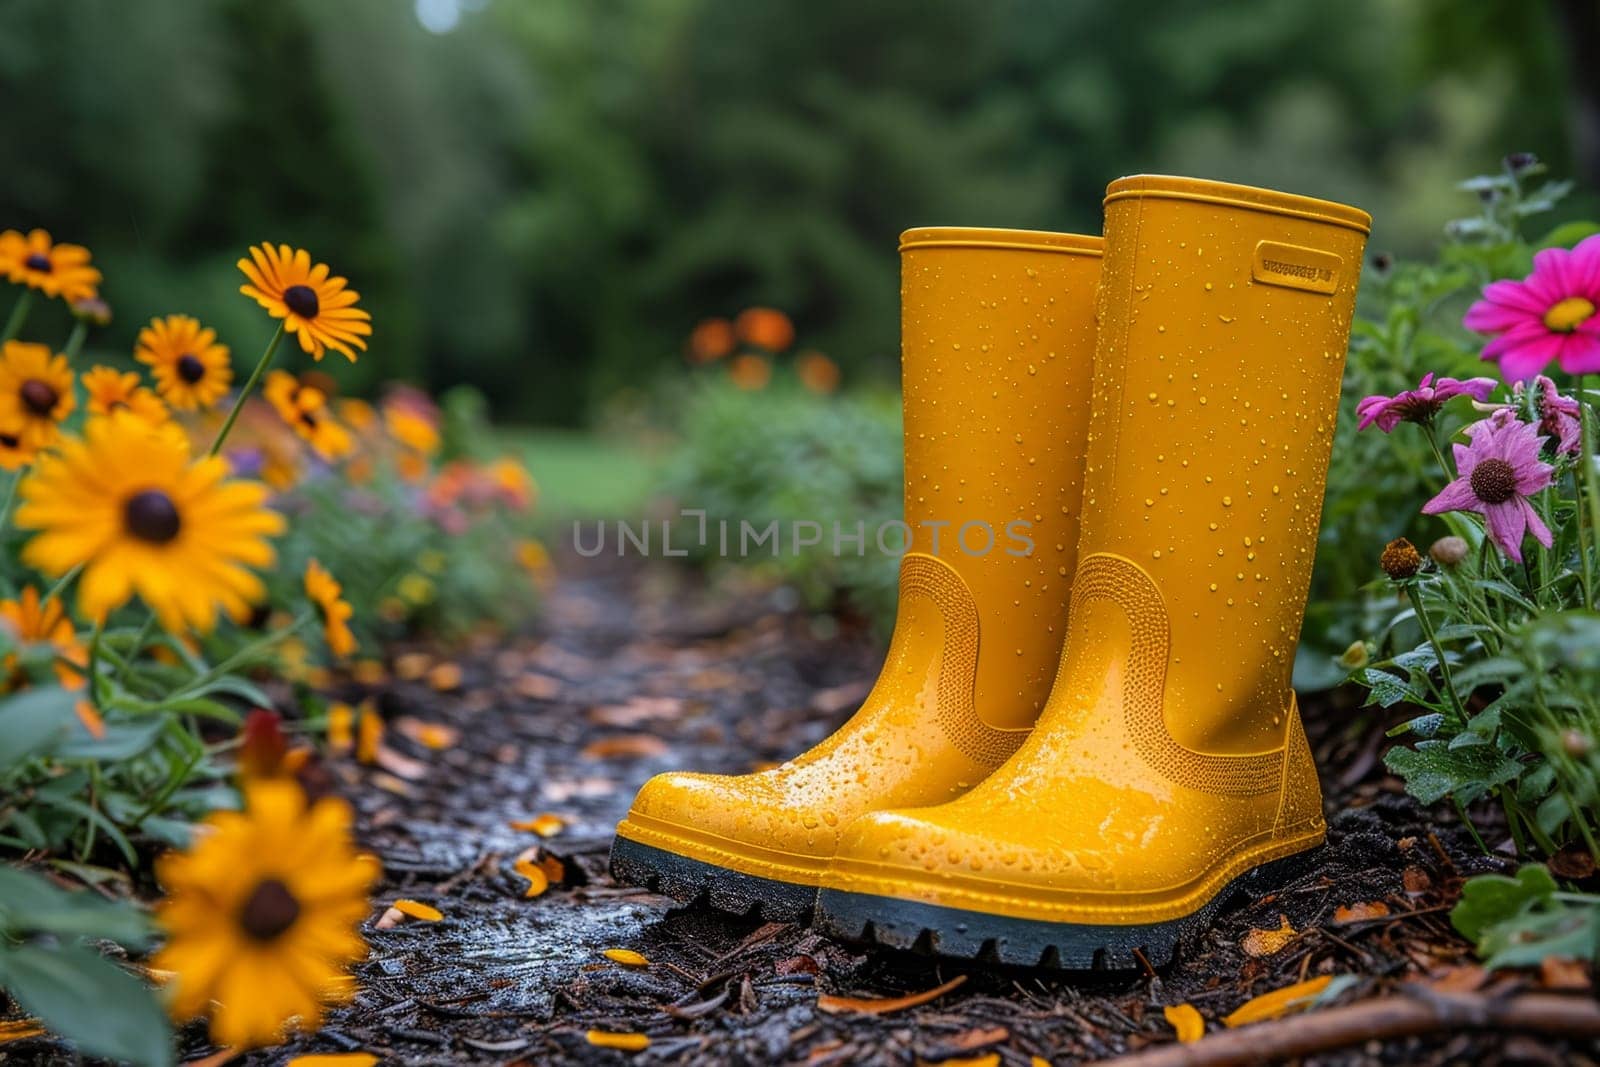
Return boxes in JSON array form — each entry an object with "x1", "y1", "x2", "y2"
[
  {"x1": 284, "y1": 285, "x2": 320, "y2": 319},
  {"x1": 1469, "y1": 458, "x2": 1519, "y2": 505},
  {"x1": 20, "y1": 380, "x2": 58, "y2": 416},
  {"x1": 239, "y1": 878, "x2": 301, "y2": 941},
  {"x1": 0, "y1": 434, "x2": 18, "y2": 449},
  {"x1": 176, "y1": 354, "x2": 206, "y2": 383},
  {"x1": 23, "y1": 253, "x2": 50, "y2": 273},
  {"x1": 1380, "y1": 537, "x2": 1422, "y2": 580},
  {"x1": 123, "y1": 490, "x2": 181, "y2": 544}
]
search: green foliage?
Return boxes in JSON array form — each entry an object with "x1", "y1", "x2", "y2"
[
  {"x1": 1452, "y1": 864, "x2": 1599, "y2": 968},
  {"x1": 3, "y1": 0, "x2": 1589, "y2": 421},
  {"x1": 661, "y1": 374, "x2": 902, "y2": 624},
  {"x1": 0, "y1": 865, "x2": 171, "y2": 1067}
]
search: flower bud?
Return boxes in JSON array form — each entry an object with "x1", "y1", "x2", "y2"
[
  {"x1": 1380, "y1": 537, "x2": 1422, "y2": 580},
  {"x1": 1339, "y1": 641, "x2": 1371, "y2": 671},
  {"x1": 1504, "y1": 151, "x2": 1539, "y2": 174},
  {"x1": 1428, "y1": 536, "x2": 1470, "y2": 567},
  {"x1": 70, "y1": 296, "x2": 112, "y2": 327},
  {"x1": 1563, "y1": 729, "x2": 1593, "y2": 758}
]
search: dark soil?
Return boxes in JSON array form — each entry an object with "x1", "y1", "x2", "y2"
[{"x1": 20, "y1": 555, "x2": 1597, "y2": 1066}]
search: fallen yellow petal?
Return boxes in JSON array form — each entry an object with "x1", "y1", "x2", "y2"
[
  {"x1": 1163, "y1": 1002, "x2": 1206, "y2": 1043},
  {"x1": 514, "y1": 849, "x2": 551, "y2": 899},
  {"x1": 602, "y1": 948, "x2": 649, "y2": 967},
  {"x1": 392, "y1": 899, "x2": 444, "y2": 922},
  {"x1": 1224, "y1": 974, "x2": 1335, "y2": 1028},
  {"x1": 285, "y1": 1056, "x2": 379, "y2": 1067},
  {"x1": 586, "y1": 1031, "x2": 650, "y2": 1052},
  {"x1": 510, "y1": 812, "x2": 566, "y2": 837},
  {"x1": 938, "y1": 1056, "x2": 998, "y2": 1067},
  {"x1": 1240, "y1": 913, "x2": 1298, "y2": 957},
  {"x1": 327, "y1": 702, "x2": 354, "y2": 752},
  {"x1": 356, "y1": 703, "x2": 383, "y2": 764}
]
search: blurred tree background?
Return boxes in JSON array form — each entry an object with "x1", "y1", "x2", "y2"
[{"x1": 0, "y1": 0, "x2": 1592, "y2": 424}]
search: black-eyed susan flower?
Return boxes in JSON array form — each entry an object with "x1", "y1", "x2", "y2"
[
  {"x1": 15, "y1": 411, "x2": 286, "y2": 632},
  {"x1": 383, "y1": 402, "x2": 439, "y2": 456},
  {"x1": 153, "y1": 781, "x2": 379, "y2": 1048},
  {"x1": 264, "y1": 371, "x2": 352, "y2": 462},
  {"x1": 0, "y1": 229, "x2": 101, "y2": 303},
  {"x1": 304, "y1": 559, "x2": 356, "y2": 659},
  {"x1": 135, "y1": 314, "x2": 234, "y2": 411},
  {"x1": 0, "y1": 341, "x2": 75, "y2": 452},
  {"x1": 0, "y1": 586, "x2": 86, "y2": 689},
  {"x1": 81, "y1": 365, "x2": 169, "y2": 425},
  {"x1": 238, "y1": 244, "x2": 371, "y2": 362}
]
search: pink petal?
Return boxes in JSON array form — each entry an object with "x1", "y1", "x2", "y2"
[
  {"x1": 1530, "y1": 247, "x2": 1574, "y2": 299},
  {"x1": 1570, "y1": 232, "x2": 1600, "y2": 295},
  {"x1": 1556, "y1": 332, "x2": 1600, "y2": 375},
  {"x1": 1463, "y1": 300, "x2": 1536, "y2": 333},
  {"x1": 1496, "y1": 335, "x2": 1563, "y2": 382},
  {"x1": 1483, "y1": 500, "x2": 1528, "y2": 562},
  {"x1": 1521, "y1": 498, "x2": 1554, "y2": 549},
  {"x1": 1483, "y1": 320, "x2": 1554, "y2": 359},
  {"x1": 1479, "y1": 278, "x2": 1550, "y2": 315},
  {"x1": 1422, "y1": 477, "x2": 1481, "y2": 515}
]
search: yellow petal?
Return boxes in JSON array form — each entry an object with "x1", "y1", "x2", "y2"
[
  {"x1": 391, "y1": 899, "x2": 443, "y2": 922},
  {"x1": 514, "y1": 851, "x2": 550, "y2": 899},
  {"x1": 1240, "y1": 913, "x2": 1298, "y2": 957},
  {"x1": 509, "y1": 813, "x2": 565, "y2": 837},
  {"x1": 586, "y1": 1031, "x2": 650, "y2": 1052},
  {"x1": 285, "y1": 1057, "x2": 379, "y2": 1067},
  {"x1": 1163, "y1": 1002, "x2": 1206, "y2": 1043},
  {"x1": 1224, "y1": 975, "x2": 1336, "y2": 1028},
  {"x1": 602, "y1": 948, "x2": 649, "y2": 967}
]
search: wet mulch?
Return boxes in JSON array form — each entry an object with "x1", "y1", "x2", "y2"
[{"x1": 224, "y1": 558, "x2": 1593, "y2": 1065}]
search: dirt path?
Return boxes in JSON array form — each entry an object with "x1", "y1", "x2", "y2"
[{"x1": 230, "y1": 557, "x2": 1583, "y2": 1067}]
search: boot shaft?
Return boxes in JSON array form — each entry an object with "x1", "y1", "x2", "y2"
[
  {"x1": 1081, "y1": 176, "x2": 1370, "y2": 755},
  {"x1": 899, "y1": 227, "x2": 1101, "y2": 730}
]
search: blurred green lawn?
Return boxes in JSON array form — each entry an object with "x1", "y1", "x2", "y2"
[{"x1": 503, "y1": 429, "x2": 657, "y2": 522}]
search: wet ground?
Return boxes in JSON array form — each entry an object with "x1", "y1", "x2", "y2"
[{"x1": 50, "y1": 556, "x2": 1600, "y2": 1064}]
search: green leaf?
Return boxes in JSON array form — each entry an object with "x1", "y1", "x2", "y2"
[
  {"x1": 53, "y1": 719, "x2": 167, "y2": 761},
  {"x1": 1451, "y1": 865, "x2": 1558, "y2": 941},
  {"x1": 0, "y1": 687, "x2": 81, "y2": 767},
  {"x1": 0, "y1": 866, "x2": 151, "y2": 946},
  {"x1": 0, "y1": 943, "x2": 173, "y2": 1067},
  {"x1": 1480, "y1": 903, "x2": 1599, "y2": 968},
  {"x1": 1358, "y1": 668, "x2": 1421, "y2": 708},
  {"x1": 1383, "y1": 740, "x2": 1523, "y2": 805}
]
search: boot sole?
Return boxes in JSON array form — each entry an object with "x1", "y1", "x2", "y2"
[
  {"x1": 609, "y1": 835, "x2": 817, "y2": 922},
  {"x1": 815, "y1": 846, "x2": 1318, "y2": 970}
]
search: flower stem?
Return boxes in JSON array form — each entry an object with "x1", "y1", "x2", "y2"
[
  {"x1": 61, "y1": 319, "x2": 88, "y2": 361},
  {"x1": 1576, "y1": 375, "x2": 1600, "y2": 610},
  {"x1": 1410, "y1": 581, "x2": 1468, "y2": 726},
  {"x1": 41, "y1": 562, "x2": 85, "y2": 608},
  {"x1": 1, "y1": 290, "x2": 33, "y2": 344},
  {"x1": 209, "y1": 322, "x2": 284, "y2": 457},
  {"x1": 0, "y1": 468, "x2": 22, "y2": 531}
]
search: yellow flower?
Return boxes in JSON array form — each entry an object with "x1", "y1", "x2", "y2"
[
  {"x1": 0, "y1": 586, "x2": 86, "y2": 689},
  {"x1": 0, "y1": 229, "x2": 101, "y2": 302},
  {"x1": 0, "y1": 341, "x2": 75, "y2": 452},
  {"x1": 16, "y1": 412, "x2": 286, "y2": 632},
  {"x1": 396, "y1": 573, "x2": 433, "y2": 606},
  {"x1": 0, "y1": 431, "x2": 36, "y2": 471},
  {"x1": 153, "y1": 781, "x2": 379, "y2": 1049},
  {"x1": 80, "y1": 366, "x2": 169, "y2": 425},
  {"x1": 383, "y1": 404, "x2": 438, "y2": 455},
  {"x1": 135, "y1": 315, "x2": 233, "y2": 411},
  {"x1": 338, "y1": 397, "x2": 376, "y2": 432},
  {"x1": 264, "y1": 372, "x2": 352, "y2": 461},
  {"x1": 305, "y1": 559, "x2": 356, "y2": 659},
  {"x1": 237, "y1": 244, "x2": 371, "y2": 362}
]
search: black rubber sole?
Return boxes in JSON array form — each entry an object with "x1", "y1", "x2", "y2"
[
  {"x1": 815, "y1": 846, "x2": 1319, "y2": 970},
  {"x1": 609, "y1": 835, "x2": 818, "y2": 922}
]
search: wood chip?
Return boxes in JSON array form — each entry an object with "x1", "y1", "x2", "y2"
[
  {"x1": 581, "y1": 734, "x2": 669, "y2": 760},
  {"x1": 1333, "y1": 901, "x2": 1390, "y2": 924}
]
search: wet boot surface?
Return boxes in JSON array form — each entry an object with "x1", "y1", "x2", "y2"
[{"x1": 137, "y1": 554, "x2": 1589, "y2": 1066}]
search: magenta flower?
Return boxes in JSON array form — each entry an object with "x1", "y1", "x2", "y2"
[
  {"x1": 1464, "y1": 235, "x2": 1600, "y2": 381},
  {"x1": 1516, "y1": 375, "x2": 1585, "y2": 455},
  {"x1": 1356, "y1": 372, "x2": 1498, "y2": 432},
  {"x1": 1423, "y1": 418, "x2": 1555, "y2": 562}
]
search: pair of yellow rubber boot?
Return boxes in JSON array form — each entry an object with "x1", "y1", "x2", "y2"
[{"x1": 611, "y1": 175, "x2": 1370, "y2": 968}]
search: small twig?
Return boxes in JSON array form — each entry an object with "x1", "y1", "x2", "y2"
[{"x1": 1096, "y1": 989, "x2": 1600, "y2": 1067}]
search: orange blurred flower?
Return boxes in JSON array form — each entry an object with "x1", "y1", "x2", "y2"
[
  {"x1": 735, "y1": 307, "x2": 794, "y2": 352},
  {"x1": 728, "y1": 353, "x2": 771, "y2": 391},
  {"x1": 688, "y1": 317, "x2": 737, "y2": 363},
  {"x1": 796, "y1": 350, "x2": 840, "y2": 395}
]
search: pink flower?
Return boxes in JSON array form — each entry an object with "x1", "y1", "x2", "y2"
[
  {"x1": 1516, "y1": 375, "x2": 1584, "y2": 455},
  {"x1": 1464, "y1": 234, "x2": 1600, "y2": 381},
  {"x1": 1356, "y1": 372, "x2": 1498, "y2": 432},
  {"x1": 1423, "y1": 418, "x2": 1555, "y2": 562}
]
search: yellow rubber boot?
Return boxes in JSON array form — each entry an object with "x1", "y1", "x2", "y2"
[
  {"x1": 611, "y1": 227, "x2": 1102, "y2": 920},
  {"x1": 817, "y1": 177, "x2": 1370, "y2": 965}
]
